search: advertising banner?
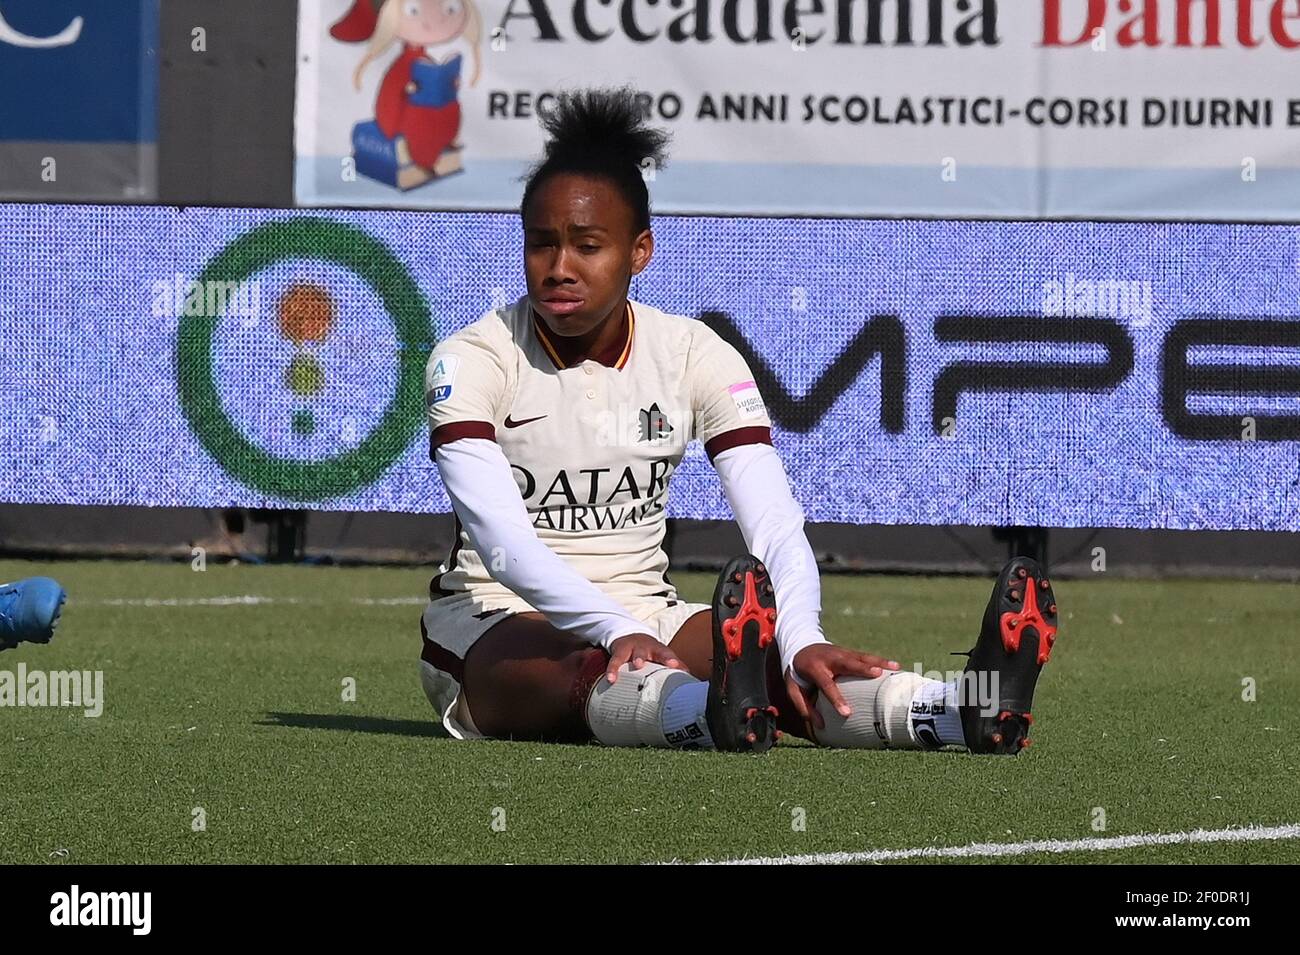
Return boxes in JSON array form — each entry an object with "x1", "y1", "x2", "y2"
[
  {"x1": 1, "y1": 204, "x2": 1298, "y2": 530},
  {"x1": 0, "y1": 0, "x2": 158, "y2": 201},
  {"x1": 295, "y1": 0, "x2": 1300, "y2": 219}
]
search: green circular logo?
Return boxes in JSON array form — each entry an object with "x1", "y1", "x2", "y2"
[{"x1": 176, "y1": 218, "x2": 432, "y2": 500}]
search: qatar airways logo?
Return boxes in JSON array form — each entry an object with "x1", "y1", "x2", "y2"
[
  {"x1": 498, "y1": 0, "x2": 1299, "y2": 49},
  {"x1": 513, "y1": 459, "x2": 674, "y2": 532},
  {"x1": 0, "y1": 5, "x2": 83, "y2": 48}
]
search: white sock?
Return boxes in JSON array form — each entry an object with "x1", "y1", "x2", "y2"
[
  {"x1": 908, "y1": 678, "x2": 967, "y2": 749},
  {"x1": 813, "y1": 671, "x2": 966, "y2": 750},
  {"x1": 814, "y1": 670, "x2": 921, "y2": 748},
  {"x1": 585, "y1": 663, "x2": 713, "y2": 749},
  {"x1": 661, "y1": 680, "x2": 713, "y2": 749}
]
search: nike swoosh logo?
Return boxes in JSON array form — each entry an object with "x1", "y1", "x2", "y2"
[{"x1": 504, "y1": 414, "x2": 548, "y2": 428}]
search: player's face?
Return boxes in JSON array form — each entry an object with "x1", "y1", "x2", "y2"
[{"x1": 523, "y1": 173, "x2": 653, "y2": 339}]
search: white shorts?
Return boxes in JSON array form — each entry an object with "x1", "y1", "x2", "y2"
[{"x1": 419, "y1": 592, "x2": 711, "y2": 740}]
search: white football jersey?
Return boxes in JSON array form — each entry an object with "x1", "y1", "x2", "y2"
[{"x1": 424, "y1": 294, "x2": 773, "y2": 609}]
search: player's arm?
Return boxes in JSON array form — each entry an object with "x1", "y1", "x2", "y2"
[
  {"x1": 690, "y1": 326, "x2": 898, "y2": 725},
  {"x1": 688, "y1": 324, "x2": 829, "y2": 676},
  {"x1": 711, "y1": 443, "x2": 898, "y2": 722},
  {"x1": 709, "y1": 441, "x2": 827, "y2": 679},
  {"x1": 426, "y1": 332, "x2": 682, "y2": 680}
]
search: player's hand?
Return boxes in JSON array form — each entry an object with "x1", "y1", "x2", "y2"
[
  {"x1": 786, "y1": 644, "x2": 900, "y2": 732},
  {"x1": 605, "y1": 634, "x2": 687, "y2": 684}
]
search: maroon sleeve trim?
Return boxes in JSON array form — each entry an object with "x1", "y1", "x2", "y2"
[
  {"x1": 704, "y1": 425, "x2": 773, "y2": 463},
  {"x1": 430, "y1": 420, "x2": 497, "y2": 456}
]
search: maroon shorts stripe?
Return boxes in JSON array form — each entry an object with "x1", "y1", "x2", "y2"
[
  {"x1": 430, "y1": 420, "x2": 496, "y2": 454},
  {"x1": 420, "y1": 616, "x2": 465, "y2": 683},
  {"x1": 429, "y1": 514, "x2": 464, "y2": 600},
  {"x1": 704, "y1": 425, "x2": 774, "y2": 462}
]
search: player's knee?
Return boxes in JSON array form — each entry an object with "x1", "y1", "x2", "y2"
[
  {"x1": 567, "y1": 645, "x2": 610, "y2": 718},
  {"x1": 460, "y1": 640, "x2": 606, "y2": 741}
]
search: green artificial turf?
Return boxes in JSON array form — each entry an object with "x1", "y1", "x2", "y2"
[{"x1": 0, "y1": 559, "x2": 1296, "y2": 864}]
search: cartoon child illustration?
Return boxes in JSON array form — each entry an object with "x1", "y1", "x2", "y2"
[{"x1": 331, "y1": 0, "x2": 483, "y2": 189}]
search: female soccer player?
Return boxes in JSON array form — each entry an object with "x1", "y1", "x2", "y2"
[{"x1": 419, "y1": 87, "x2": 1059, "y2": 753}]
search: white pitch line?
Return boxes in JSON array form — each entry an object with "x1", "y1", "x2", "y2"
[
  {"x1": 94, "y1": 595, "x2": 300, "y2": 607},
  {"x1": 686, "y1": 823, "x2": 1300, "y2": 866},
  {"x1": 88, "y1": 595, "x2": 427, "y2": 607}
]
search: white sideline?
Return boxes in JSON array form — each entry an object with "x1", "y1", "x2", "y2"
[
  {"x1": 682, "y1": 823, "x2": 1300, "y2": 865},
  {"x1": 89, "y1": 595, "x2": 427, "y2": 607}
]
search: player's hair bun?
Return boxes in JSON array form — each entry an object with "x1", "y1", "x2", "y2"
[
  {"x1": 538, "y1": 86, "x2": 671, "y2": 175},
  {"x1": 520, "y1": 86, "x2": 672, "y2": 235}
]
